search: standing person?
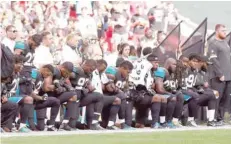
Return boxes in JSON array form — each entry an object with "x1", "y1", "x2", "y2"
[{"x1": 208, "y1": 24, "x2": 231, "y2": 125}]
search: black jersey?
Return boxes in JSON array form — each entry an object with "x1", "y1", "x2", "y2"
[{"x1": 70, "y1": 67, "x2": 90, "y2": 90}]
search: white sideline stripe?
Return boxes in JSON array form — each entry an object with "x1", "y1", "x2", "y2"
[{"x1": 1, "y1": 126, "x2": 231, "y2": 138}]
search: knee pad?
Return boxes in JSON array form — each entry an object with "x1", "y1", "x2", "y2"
[
  {"x1": 152, "y1": 95, "x2": 161, "y2": 103},
  {"x1": 113, "y1": 97, "x2": 121, "y2": 105}
]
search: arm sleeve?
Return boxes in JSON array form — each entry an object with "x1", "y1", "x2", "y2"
[
  {"x1": 153, "y1": 67, "x2": 166, "y2": 79},
  {"x1": 208, "y1": 42, "x2": 223, "y2": 78}
]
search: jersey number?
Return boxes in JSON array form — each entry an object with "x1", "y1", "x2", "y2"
[{"x1": 24, "y1": 52, "x2": 33, "y2": 65}]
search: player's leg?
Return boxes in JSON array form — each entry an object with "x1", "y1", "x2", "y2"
[
  {"x1": 58, "y1": 92, "x2": 78, "y2": 131},
  {"x1": 172, "y1": 93, "x2": 184, "y2": 127},
  {"x1": 35, "y1": 97, "x2": 60, "y2": 130},
  {"x1": 80, "y1": 92, "x2": 104, "y2": 130},
  {"x1": 102, "y1": 95, "x2": 121, "y2": 130}
]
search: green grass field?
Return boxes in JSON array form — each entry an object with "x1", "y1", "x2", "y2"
[{"x1": 2, "y1": 129, "x2": 231, "y2": 144}]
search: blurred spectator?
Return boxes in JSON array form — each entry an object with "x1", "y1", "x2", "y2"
[
  {"x1": 61, "y1": 34, "x2": 83, "y2": 66},
  {"x1": 76, "y1": 6, "x2": 97, "y2": 38},
  {"x1": 1, "y1": 25, "x2": 17, "y2": 53},
  {"x1": 140, "y1": 28, "x2": 156, "y2": 48},
  {"x1": 130, "y1": 5, "x2": 149, "y2": 46}
]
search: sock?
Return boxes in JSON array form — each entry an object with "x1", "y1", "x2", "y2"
[
  {"x1": 20, "y1": 103, "x2": 32, "y2": 123},
  {"x1": 160, "y1": 103, "x2": 167, "y2": 121},
  {"x1": 94, "y1": 112, "x2": 101, "y2": 121},
  {"x1": 62, "y1": 120, "x2": 69, "y2": 124},
  {"x1": 19, "y1": 123, "x2": 26, "y2": 129},
  {"x1": 160, "y1": 116, "x2": 166, "y2": 123},
  {"x1": 107, "y1": 121, "x2": 115, "y2": 127},
  {"x1": 188, "y1": 117, "x2": 194, "y2": 121},
  {"x1": 151, "y1": 102, "x2": 161, "y2": 124},
  {"x1": 119, "y1": 119, "x2": 125, "y2": 124},
  {"x1": 92, "y1": 112, "x2": 100, "y2": 124},
  {"x1": 92, "y1": 120, "x2": 98, "y2": 124},
  {"x1": 208, "y1": 109, "x2": 215, "y2": 121},
  {"x1": 172, "y1": 118, "x2": 178, "y2": 123},
  {"x1": 166, "y1": 100, "x2": 176, "y2": 122},
  {"x1": 108, "y1": 105, "x2": 120, "y2": 122}
]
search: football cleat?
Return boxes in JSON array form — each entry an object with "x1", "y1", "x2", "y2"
[
  {"x1": 90, "y1": 124, "x2": 105, "y2": 130},
  {"x1": 47, "y1": 125, "x2": 57, "y2": 131},
  {"x1": 187, "y1": 120, "x2": 198, "y2": 127},
  {"x1": 121, "y1": 123, "x2": 135, "y2": 130},
  {"x1": 160, "y1": 122, "x2": 168, "y2": 129},
  {"x1": 207, "y1": 121, "x2": 217, "y2": 127},
  {"x1": 19, "y1": 126, "x2": 31, "y2": 133},
  {"x1": 106, "y1": 125, "x2": 120, "y2": 130},
  {"x1": 151, "y1": 122, "x2": 161, "y2": 129},
  {"x1": 172, "y1": 120, "x2": 183, "y2": 128},
  {"x1": 167, "y1": 122, "x2": 176, "y2": 129},
  {"x1": 59, "y1": 123, "x2": 75, "y2": 131}
]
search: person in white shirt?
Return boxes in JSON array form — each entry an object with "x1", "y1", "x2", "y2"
[
  {"x1": 61, "y1": 34, "x2": 83, "y2": 66},
  {"x1": 76, "y1": 7, "x2": 98, "y2": 38},
  {"x1": 33, "y1": 31, "x2": 54, "y2": 69},
  {"x1": 91, "y1": 59, "x2": 122, "y2": 130},
  {"x1": 1, "y1": 25, "x2": 17, "y2": 53}
]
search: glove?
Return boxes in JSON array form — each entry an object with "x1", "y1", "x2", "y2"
[
  {"x1": 42, "y1": 94, "x2": 48, "y2": 101},
  {"x1": 19, "y1": 77, "x2": 32, "y2": 84},
  {"x1": 63, "y1": 83, "x2": 75, "y2": 91},
  {"x1": 197, "y1": 88, "x2": 204, "y2": 94},
  {"x1": 114, "y1": 86, "x2": 119, "y2": 94},
  {"x1": 54, "y1": 80, "x2": 61, "y2": 88},
  {"x1": 105, "y1": 82, "x2": 116, "y2": 93},
  {"x1": 55, "y1": 87, "x2": 66, "y2": 94},
  {"x1": 85, "y1": 82, "x2": 95, "y2": 92}
]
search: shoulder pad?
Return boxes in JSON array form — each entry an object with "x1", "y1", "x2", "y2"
[
  {"x1": 31, "y1": 68, "x2": 39, "y2": 79},
  {"x1": 14, "y1": 41, "x2": 25, "y2": 50},
  {"x1": 105, "y1": 66, "x2": 117, "y2": 76},
  {"x1": 73, "y1": 67, "x2": 84, "y2": 75},
  {"x1": 154, "y1": 67, "x2": 166, "y2": 79}
]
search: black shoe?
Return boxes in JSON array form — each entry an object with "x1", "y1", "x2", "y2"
[
  {"x1": 59, "y1": 123, "x2": 72, "y2": 131},
  {"x1": 90, "y1": 124, "x2": 105, "y2": 130},
  {"x1": 47, "y1": 125, "x2": 57, "y2": 131},
  {"x1": 216, "y1": 120, "x2": 225, "y2": 126},
  {"x1": 160, "y1": 122, "x2": 168, "y2": 129},
  {"x1": 207, "y1": 121, "x2": 217, "y2": 127},
  {"x1": 106, "y1": 125, "x2": 119, "y2": 130}
]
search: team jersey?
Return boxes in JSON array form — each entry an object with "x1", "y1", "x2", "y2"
[
  {"x1": 15, "y1": 42, "x2": 35, "y2": 67},
  {"x1": 182, "y1": 67, "x2": 197, "y2": 89},
  {"x1": 129, "y1": 57, "x2": 153, "y2": 86},
  {"x1": 91, "y1": 69, "x2": 109, "y2": 94},
  {"x1": 154, "y1": 67, "x2": 177, "y2": 92},
  {"x1": 31, "y1": 68, "x2": 44, "y2": 94},
  {"x1": 105, "y1": 66, "x2": 126, "y2": 90},
  {"x1": 5, "y1": 74, "x2": 20, "y2": 97},
  {"x1": 70, "y1": 67, "x2": 90, "y2": 90}
]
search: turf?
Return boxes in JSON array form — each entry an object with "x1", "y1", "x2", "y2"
[{"x1": 2, "y1": 129, "x2": 231, "y2": 144}]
